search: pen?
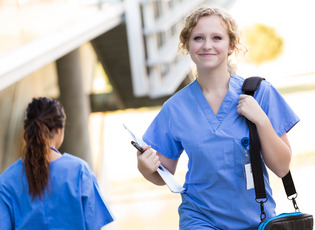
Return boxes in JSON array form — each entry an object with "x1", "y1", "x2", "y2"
[
  {"x1": 131, "y1": 141, "x2": 163, "y2": 171},
  {"x1": 131, "y1": 141, "x2": 144, "y2": 153}
]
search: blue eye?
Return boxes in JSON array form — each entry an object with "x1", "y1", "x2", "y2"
[
  {"x1": 213, "y1": 36, "x2": 222, "y2": 40},
  {"x1": 194, "y1": 36, "x2": 203, "y2": 41}
]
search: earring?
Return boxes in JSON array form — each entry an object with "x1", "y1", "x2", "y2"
[{"x1": 228, "y1": 49, "x2": 233, "y2": 54}]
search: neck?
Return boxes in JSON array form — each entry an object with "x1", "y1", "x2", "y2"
[
  {"x1": 48, "y1": 146, "x2": 61, "y2": 162},
  {"x1": 50, "y1": 146, "x2": 60, "y2": 153},
  {"x1": 197, "y1": 68, "x2": 230, "y2": 93}
]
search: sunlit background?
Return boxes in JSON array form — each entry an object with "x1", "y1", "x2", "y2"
[{"x1": 0, "y1": 0, "x2": 314, "y2": 229}]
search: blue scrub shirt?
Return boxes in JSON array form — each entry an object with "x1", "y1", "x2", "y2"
[
  {"x1": 143, "y1": 75, "x2": 299, "y2": 230},
  {"x1": 0, "y1": 153, "x2": 114, "y2": 230}
]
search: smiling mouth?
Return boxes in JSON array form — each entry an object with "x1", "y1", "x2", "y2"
[{"x1": 199, "y1": 53, "x2": 216, "y2": 56}]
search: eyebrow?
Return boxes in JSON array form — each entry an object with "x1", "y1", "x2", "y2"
[{"x1": 191, "y1": 32, "x2": 225, "y2": 37}]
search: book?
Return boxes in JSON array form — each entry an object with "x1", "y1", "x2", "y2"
[{"x1": 123, "y1": 123, "x2": 185, "y2": 193}]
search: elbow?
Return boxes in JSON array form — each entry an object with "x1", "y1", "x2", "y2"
[
  {"x1": 269, "y1": 158, "x2": 291, "y2": 178},
  {"x1": 272, "y1": 152, "x2": 292, "y2": 178},
  {"x1": 275, "y1": 166, "x2": 290, "y2": 179}
]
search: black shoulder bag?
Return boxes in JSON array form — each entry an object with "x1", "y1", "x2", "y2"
[{"x1": 242, "y1": 76, "x2": 314, "y2": 230}]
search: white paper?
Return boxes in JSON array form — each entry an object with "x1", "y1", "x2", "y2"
[
  {"x1": 123, "y1": 123, "x2": 185, "y2": 193},
  {"x1": 123, "y1": 123, "x2": 147, "y2": 147},
  {"x1": 157, "y1": 165, "x2": 186, "y2": 193}
]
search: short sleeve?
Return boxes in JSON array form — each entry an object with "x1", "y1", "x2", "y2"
[
  {"x1": 81, "y1": 166, "x2": 114, "y2": 230},
  {"x1": 255, "y1": 81, "x2": 299, "y2": 137},
  {"x1": 0, "y1": 190, "x2": 13, "y2": 230},
  {"x1": 143, "y1": 104, "x2": 183, "y2": 159}
]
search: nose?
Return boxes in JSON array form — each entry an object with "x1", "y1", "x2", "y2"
[{"x1": 203, "y1": 38, "x2": 213, "y2": 50}]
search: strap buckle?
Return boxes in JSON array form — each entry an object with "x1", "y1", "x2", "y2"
[
  {"x1": 256, "y1": 198, "x2": 268, "y2": 221},
  {"x1": 288, "y1": 195, "x2": 300, "y2": 212}
]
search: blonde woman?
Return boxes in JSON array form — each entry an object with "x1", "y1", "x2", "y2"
[{"x1": 136, "y1": 7, "x2": 299, "y2": 229}]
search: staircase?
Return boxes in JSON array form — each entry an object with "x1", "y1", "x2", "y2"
[
  {"x1": 91, "y1": 0, "x2": 237, "y2": 111},
  {"x1": 91, "y1": 0, "x2": 207, "y2": 111}
]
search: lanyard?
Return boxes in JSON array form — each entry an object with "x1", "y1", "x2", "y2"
[{"x1": 50, "y1": 146, "x2": 60, "y2": 154}]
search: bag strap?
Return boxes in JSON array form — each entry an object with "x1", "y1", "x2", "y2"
[
  {"x1": 242, "y1": 77, "x2": 300, "y2": 221},
  {"x1": 242, "y1": 76, "x2": 265, "y2": 96},
  {"x1": 242, "y1": 77, "x2": 267, "y2": 201}
]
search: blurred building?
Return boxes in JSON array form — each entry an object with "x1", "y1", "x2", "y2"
[{"x1": 0, "y1": 0, "x2": 236, "y2": 173}]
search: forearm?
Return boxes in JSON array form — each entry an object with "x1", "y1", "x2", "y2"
[
  {"x1": 136, "y1": 147, "x2": 166, "y2": 186},
  {"x1": 255, "y1": 115, "x2": 292, "y2": 178},
  {"x1": 140, "y1": 170, "x2": 166, "y2": 186}
]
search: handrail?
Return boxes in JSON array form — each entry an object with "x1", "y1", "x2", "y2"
[
  {"x1": 0, "y1": 3, "x2": 124, "y2": 91},
  {"x1": 143, "y1": 0, "x2": 205, "y2": 35}
]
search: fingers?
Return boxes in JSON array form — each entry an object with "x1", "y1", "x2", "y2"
[
  {"x1": 137, "y1": 147, "x2": 161, "y2": 174},
  {"x1": 237, "y1": 94, "x2": 256, "y2": 117},
  {"x1": 237, "y1": 94, "x2": 266, "y2": 124},
  {"x1": 237, "y1": 94, "x2": 246, "y2": 115},
  {"x1": 238, "y1": 94, "x2": 249, "y2": 100},
  {"x1": 237, "y1": 94, "x2": 253, "y2": 109},
  {"x1": 141, "y1": 148, "x2": 160, "y2": 167},
  {"x1": 238, "y1": 94, "x2": 252, "y2": 105},
  {"x1": 142, "y1": 145, "x2": 151, "y2": 151},
  {"x1": 136, "y1": 144, "x2": 150, "y2": 156}
]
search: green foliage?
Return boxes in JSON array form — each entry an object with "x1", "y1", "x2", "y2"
[{"x1": 243, "y1": 24, "x2": 284, "y2": 64}]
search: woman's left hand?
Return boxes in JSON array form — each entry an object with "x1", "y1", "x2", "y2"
[{"x1": 237, "y1": 94, "x2": 267, "y2": 125}]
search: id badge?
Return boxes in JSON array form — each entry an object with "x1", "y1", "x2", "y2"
[
  {"x1": 241, "y1": 137, "x2": 254, "y2": 190},
  {"x1": 244, "y1": 163, "x2": 254, "y2": 190}
]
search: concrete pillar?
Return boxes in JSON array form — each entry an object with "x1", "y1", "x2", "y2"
[
  {"x1": 0, "y1": 85, "x2": 22, "y2": 172},
  {"x1": 56, "y1": 48, "x2": 92, "y2": 167}
]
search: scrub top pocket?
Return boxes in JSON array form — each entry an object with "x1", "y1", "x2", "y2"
[
  {"x1": 184, "y1": 139, "x2": 228, "y2": 184},
  {"x1": 234, "y1": 138, "x2": 250, "y2": 177}
]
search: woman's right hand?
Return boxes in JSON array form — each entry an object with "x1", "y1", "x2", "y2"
[{"x1": 137, "y1": 145, "x2": 161, "y2": 176}]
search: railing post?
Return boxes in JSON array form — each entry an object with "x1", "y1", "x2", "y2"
[{"x1": 125, "y1": 0, "x2": 150, "y2": 97}]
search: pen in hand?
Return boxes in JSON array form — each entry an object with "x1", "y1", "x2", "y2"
[
  {"x1": 131, "y1": 141, "x2": 144, "y2": 153},
  {"x1": 131, "y1": 141, "x2": 163, "y2": 171}
]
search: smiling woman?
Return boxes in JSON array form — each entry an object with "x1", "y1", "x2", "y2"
[
  {"x1": 179, "y1": 7, "x2": 246, "y2": 76},
  {"x1": 134, "y1": 6, "x2": 299, "y2": 230},
  {"x1": 187, "y1": 15, "x2": 231, "y2": 74}
]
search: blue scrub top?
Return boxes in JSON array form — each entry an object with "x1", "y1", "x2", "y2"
[
  {"x1": 143, "y1": 75, "x2": 299, "y2": 230},
  {"x1": 0, "y1": 153, "x2": 114, "y2": 230}
]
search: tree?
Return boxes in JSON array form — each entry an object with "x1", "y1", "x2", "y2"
[{"x1": 243, "y1": 24, "x2": 284, "y2": 64}]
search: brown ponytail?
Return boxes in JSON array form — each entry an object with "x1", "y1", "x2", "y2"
[{"x1": 22, "y1": 97, "x2": 65, "y2": 200}]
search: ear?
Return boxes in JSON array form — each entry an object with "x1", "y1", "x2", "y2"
[
  {"x1": 55, "y1": 128, "x2": 61, "y2": 134},
  {"x1": 228, "y1": 44, "x2": 234, "y2": 55},
  {"x1": 53, "y1": 127, "x2": 63, "y2": 136}
]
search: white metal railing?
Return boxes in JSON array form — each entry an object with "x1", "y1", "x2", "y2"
[
  {"x1": 125, "y1": 0, "x2": 205, "y2": 98},
  {"x1": 0, "y1": 2, "x2": 124, "y2": 92},
  {"x1": 125, "y1": 0, "x2": 239, "y2": 99}
]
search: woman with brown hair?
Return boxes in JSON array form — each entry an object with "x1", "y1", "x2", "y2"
[{"x1": 0, "y1": 97, "x2": 113, "y2": 229}]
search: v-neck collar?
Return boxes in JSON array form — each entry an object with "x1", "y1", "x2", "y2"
[{"x1": 192, "y1": 76, "x2": 239, "y2": 131}]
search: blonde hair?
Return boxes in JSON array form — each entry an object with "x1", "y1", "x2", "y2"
[{"x1": 179, "y1": 7, "x2": 246, "y2": 74}]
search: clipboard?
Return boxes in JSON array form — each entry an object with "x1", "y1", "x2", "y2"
[{"x1": 123, "y1": 123, "x2": 185, "y2": 193}]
